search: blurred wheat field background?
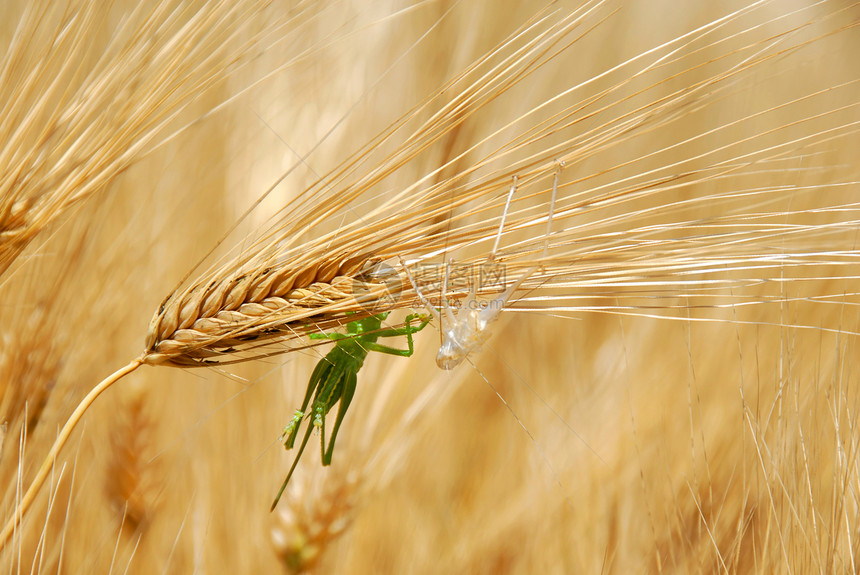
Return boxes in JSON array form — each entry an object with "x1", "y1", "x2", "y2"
[{"x1": 1, "y1": 0, "x2": 859, "y2": 573}]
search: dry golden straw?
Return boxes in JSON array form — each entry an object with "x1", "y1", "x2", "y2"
[{"x1": 1, "y1": 0, "x2": 859, "y2": 570}]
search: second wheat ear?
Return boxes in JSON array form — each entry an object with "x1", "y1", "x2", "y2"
[{"x1": 271, "y1": 311, "x2": 431, "y2": 510}]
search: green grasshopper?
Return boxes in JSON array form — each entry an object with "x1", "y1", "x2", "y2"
[{"x1": 271, "y1": 311, "x2": 430, "y2": 510}]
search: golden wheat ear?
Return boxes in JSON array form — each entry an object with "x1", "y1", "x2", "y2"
[
  {"x1": 142, "y1": 256, "x2": 375, "y2": 366},
  {"x1": 0, "y1": 0, "x2": 319, "y2": 277}
]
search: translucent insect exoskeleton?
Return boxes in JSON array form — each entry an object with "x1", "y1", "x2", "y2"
[{"x1": 403, "y1": 166, "x2": 559, "y2": 369}]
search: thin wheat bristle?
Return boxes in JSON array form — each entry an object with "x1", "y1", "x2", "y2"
[
  {"x1": 141, "y1": 1, "x2": 850, "y2": 367},
  {"x1": 139, "y1": 0, "x2": 860, "y2": 373}
]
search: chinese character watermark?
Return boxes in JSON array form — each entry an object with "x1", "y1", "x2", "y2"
[{"x1": 351, "y1": 260, "x2": 507, "y2": 313}]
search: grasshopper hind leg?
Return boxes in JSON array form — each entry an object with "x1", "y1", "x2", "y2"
[
  {"x1": 271, "y1": 420, "x2": 315, "y2": 511},
  {"x1": 322, "y1": 370, "x2": 357, "y2": 465}
]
